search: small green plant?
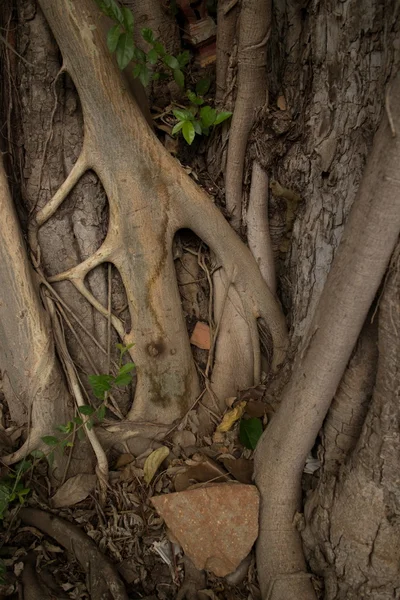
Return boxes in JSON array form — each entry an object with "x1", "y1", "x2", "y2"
[
  {"x1": 0, "y1": 344, "x2": 135, "y2": 519},
  {"x1": 172, "y1": 78, "x2": 232, "y2": 144},
  {"x1": 95, "y1": 0, "x2": 188, "y2": 88},
  {"x1": 95, "y1": 0, "x2": 232, "y2": 144}
]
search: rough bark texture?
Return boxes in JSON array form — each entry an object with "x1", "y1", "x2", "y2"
[
  {"x1": 303, "y1": 244, "x2": 400, "y2": 600},
  {"x1": 0, "y1": 0, "x2": 287, "y2": 465},
  {"x1": 255, "y1": 68, "x2": 400, "y2": 599}
]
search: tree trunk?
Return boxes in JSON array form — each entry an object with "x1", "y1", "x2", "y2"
[{"x1": 1, "y1": 0, "x2": 399, "y2": 597}]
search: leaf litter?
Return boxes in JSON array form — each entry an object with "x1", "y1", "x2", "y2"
[{"x1": 0, "y1": 383, "x2": 276, "y2": 599}]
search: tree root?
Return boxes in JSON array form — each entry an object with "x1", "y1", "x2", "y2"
[
  {"x1": 255, "y1": 71, "x2": 400, "y2": 600},
  {"x1": 19, "y1": 508, "x2": 128, "y2": 600},
  {"x1": 33, "y1": 0, "x2": 287, "y2": 432},
  {"x1": 224, "y1": 0, "x2": 271, "y2": 230},
  {"x1": 247, "y1": 161, "x2": 276, "y2": 294}
]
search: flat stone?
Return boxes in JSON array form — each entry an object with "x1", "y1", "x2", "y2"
[{"x1": 151, "y1": 483, "x2": 259, "y2": 576}]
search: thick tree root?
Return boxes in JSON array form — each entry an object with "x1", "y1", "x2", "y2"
[
  {"x1": 33, "y1": 0, "x2": 287, "y2": 430},
  {"x1": 255, "y1": 72, "x2": 400, "y2": 600},
  {"x1": 20, "y1": 508, "x2": 128, "y2": 600},
  {"x1": 224, "y1": 0, "x2": 271, "y2": 230}
]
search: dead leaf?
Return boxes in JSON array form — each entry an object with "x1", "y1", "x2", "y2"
[
  {"x1": 120, "y1": 463, "x2": 144, "y2": 482},
  {"x1": 190, "y1": 321, "x2": 211, "y2": 350},
  {"x1": 174, "y1": 457, "x2": 230, "y2": 492},
  {"x1": 216, "y1": 401, "x2": 247, "y2": 432},
  {"x1": 221, "y1": 458, "x2": 254, "y2": 485},
  {"x1": 51, "y1": 473, "x2": 96, "y2": 508},
  {"x1": 143, "y1": 446, "x2": 170, "y2": 484},
  {"x1": 172, "y1": 430, "x2": 196, "y2": 447},
  {"x1": 245, "y1": 400, "x2": 268, "y2": 418},
  {"x1": 115, "y1": 453, "x2": 135, "y2": 469},
  {"x1": 277, "y1": 95, "x2": 287, "y2": 110}
]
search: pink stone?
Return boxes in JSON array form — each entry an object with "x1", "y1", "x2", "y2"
[{"x1": 151, "y1": 483, "x2": 259, "y2": 576}]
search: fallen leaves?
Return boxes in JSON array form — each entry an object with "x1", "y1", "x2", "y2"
[
  {"x1": 51, "y1": 474, "x2": 97, "y2": 508},
  {"x1": 216, "y1": 401, "x2": 247, "y2": 433},
  {"x1": 143, "y1": 446, "x2": 170, "y2": 484}
]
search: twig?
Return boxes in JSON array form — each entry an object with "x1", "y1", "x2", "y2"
[
  {"x1": 45, "y1": 295, "x2": 109, "y2": 501},
  {"x1": 0, "y1": 32, "x2": 35, "y2": 66},
  {"x1": 31, "y1": 65, "x2": 66, "y2": 215}
]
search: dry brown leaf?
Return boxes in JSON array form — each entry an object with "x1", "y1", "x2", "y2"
[
  {"x1": 216, "y1": 401, "x2": 247, "y2": 432},
  {"x1": 190, "y1": 321, "x2": 211, "y2": 350},
  {"x1": 144, "y1": 446, "x2": 170, "y2": 484},
  {"x1": 172, "y1": 430, "x2": 196, "y2": 447},
  {"x1": 245, "y1": 400, "x2": 268, "y2": 418},
  {"x1": 174, "y1": 457, "x2": 230, "y2": 492},
  {"x1": 115, "y1": 453, "x2": 135, "y2": 469},
  {"x1": 221, "y1": 458, "x2": 254, "y2": 485},
  {"x1": 51, "y1": 473, "x2": 96, "y2": 508}
]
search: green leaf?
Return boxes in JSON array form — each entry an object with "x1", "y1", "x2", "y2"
[
  {"x1": 41, "y1": 436, "x2": 59, "y2": 446},
  {"x1": 78, "y1": 405, "x2": 96, "y2": 416},
  {"x1": 86, "y1": 418, "x2": 94, "y2": 431},
  {"x1": 239, "y1": 417, "x2": 263, "y2": 450},
  {"x1": 153, "y1": 41, "x2": 165, "y2": 56},
  {"x1": 193, "y1": 120, "x2": 202, "y2": 134},
  {"x1": 77, "y1": 428, "x2": 85, "y2": 442},
  {"x1": 88, "y1": 374, "x2": 114, "y2": 399},
  {"x1": 177, "y1": 50, "x2": 190, "y2": 68},
  {"x1": 173, "y1": 68, "x2": 185, "y2": 89},
  {"x1": 60, "y1": 439, "x2": 72, "y2": 451},
  {"x1": 196, "y1": 78, "x2": 211, "y2": 96},
  {"x1": 187, "y1": 90, "x2": 204, "y2": 106},
  {"x1": 0, "y1": 483, "x2": 12, "y2": 519},
  {"x1": 152, "y1": 72, "x2": 161, "y2": 81},
  {"x1": 147, "y1": 48, "x2": 158, "y2": 64},
  {"x1": 30, "y1": 449, "x2": 45, "y2": 460},
  {"x1": 133, "y1": 63, "x2": 142, "y2": 79},
  {"x1": 97, "y1": 404, "x2": 106, "y2": 422},
  {"x1": 119, "y1": 362, "x2": 135, "y2": 375},
  {"x1": 139, "y1": 65, "x2": 151, "y2": 87},
  {"x1": 115, "y1": 33, "x2": 135, "y2": 70},
  {"x1": 163, "y1": 54, "x2": 179, "y2": 70},
  {"x1": 107, "y1": 24, "x2": 122, "y2": 53},
  {"x1": 121, "y1": 7, "x2": 134, "y2": 33},
  {"x1": 182, "y1": 121, "x2": 196, "y2": 145},
  {"x1": 200, "y1": 106, "x2": 217, "y2": 128},
  {"x1": 173, "y1": 109, "x2": 193, "y2": 121},
  {"x1": 114, "y1": 372, "x2": 133, "y2": 387},
  {"x1": 16, "y1": 459, "x2": 32, "y2": 475},
  {"x1": 214, "y1": 110, "x2": 233, "y2": 125},
  {"x1": 73, "y1": 416, "x2": 83, "y2": 426},
  {"x1": 95, "y1": 0, "x2": 123, "y2": 23},
  {"x1": 17, "y1": 488, "x2": 30, "y2": 502},
  {"x1": 141, "y1": 28, "x2": 155, "y2": 44},
  {"x1": 133, "y1": 46, "x2": 146, "y2": 62},
  {"x1": 116, "y1": 342, "x2": 134, "y2": 357},
  {"x1": 171, "y1": 121, "x2": 184, "y2": 135},
  {"x1": 56, "y1": 421, "x2": 73, "y2": 434}
]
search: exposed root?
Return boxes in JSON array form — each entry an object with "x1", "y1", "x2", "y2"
[
  {"x1": 254, "y1": 72, "x2": 400, "y2": 600},
  {"x1": 224, "y1": 0, "x2": 272, "y2": 230},
  {"x1": 247, "y1": 161, "x2": 276, "y2": 294},
  {"x1": 46, "y1": 295, "x2": 109, "y2": 495},
  {"x1": 19, "y1": 508, "x2": 129, "y2": 600},
  {"x1": 32, "y1": 0, "x2": 287, "y2": 433}
]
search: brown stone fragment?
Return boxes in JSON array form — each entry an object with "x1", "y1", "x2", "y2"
[
  {"x1": 190, "y1": 321, "x2": 211, "y2": 350},
  {"x1": 151, "y1": 483, "x2": 259, "y2": 576}
]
